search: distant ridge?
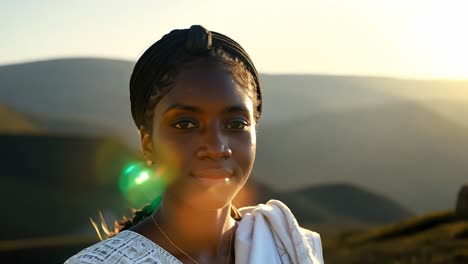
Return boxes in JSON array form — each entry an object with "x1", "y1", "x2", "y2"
[
  {"x1": 235, "y1": 181, "x2": 412, "y2": 225},
  {"x1": 286, "y1": 183, "x2": 412, "y2": 224},
  {"x1": 0, "y1": 57, "x2": 130, "y2": 67},
  {"x1": 0, "y1": 105, "x2": 43, "y2": 134},
  {"x1": 0, "y1": 58, "x2": 137, "y2": 145}
]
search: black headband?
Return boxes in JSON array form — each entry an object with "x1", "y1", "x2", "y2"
[{"x1": 129, "y1": 25, "x2": 262, "y2": 129}]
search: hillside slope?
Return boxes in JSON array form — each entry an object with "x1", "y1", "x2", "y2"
[{"x1": 323, "y1": 211, "x2": 468, "y2": 263}]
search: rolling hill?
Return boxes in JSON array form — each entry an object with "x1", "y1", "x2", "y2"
[
  {"x1": 0, "y1": 105, "x2": 43, "y2": 134},
  {"x1": 253, "y1": 101, "x2": 468, "y2": 212},
  {"x1": 323, "y1": 210, "x2": 468, "y2": 263},
  {"x1": 236, "y1": 181, "x2": 412, "y2": 225}
]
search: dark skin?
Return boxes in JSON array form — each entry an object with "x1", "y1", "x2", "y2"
[{"x1": 130, "y1": 65, "x2": 257, "y2": 264}]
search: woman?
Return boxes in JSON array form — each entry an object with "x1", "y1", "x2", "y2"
[{"x1": 65, "y1": 25, "x2": 324, "y2": 264}]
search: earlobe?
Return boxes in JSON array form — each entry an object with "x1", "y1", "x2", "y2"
[{"x1": 139, "y1": 126, "x2": 153, "y2": 159}]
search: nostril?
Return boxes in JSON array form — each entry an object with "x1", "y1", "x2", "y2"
[
  {"x1": 196, "y1": 145, "x2": 232, "y2": 160},
  {"x1": 221, "y1": 146, "x2": 232, "y2": 159}
]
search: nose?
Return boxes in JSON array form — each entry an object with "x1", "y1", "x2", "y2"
[{"x1": 196, "y1": 125, "x2": 232, "y2": 160}]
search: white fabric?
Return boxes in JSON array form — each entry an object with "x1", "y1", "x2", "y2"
[
  {"x1": 65, "y1": 200, "x2": 324, "y2": 264},
  {"x1": 235, "y1": 200, "x2": 324, "y2": 264},
  {"x1": 64, "y1": 230, "x2": 181, "y2": 264}
]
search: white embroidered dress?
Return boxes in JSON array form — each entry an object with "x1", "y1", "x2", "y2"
[
  {"x1": 65, "y1": 200, "x2": 324, "y2": 264},
  {"x1": 64, "y1": 230, "x2": 181, "y2": 264}
]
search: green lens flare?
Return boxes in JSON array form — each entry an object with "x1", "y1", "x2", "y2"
[
  {"x1": 119, "y1": 161, "x2": 167, "y2": 207},
  {"x1": 124, "y1": 164, "x2": 137, "y2": 174},
  {"x1": 135, "y1": 171, "x2": 150, "y2": 184}
]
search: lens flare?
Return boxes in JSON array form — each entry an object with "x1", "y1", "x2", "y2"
[
  {"x1": 124, "y1": 164, "x2": 137, "y2": 175},
  {"x1": 135, "y1": 171, "x2": 149, "y2": 185},
  {"x1": 119, "y1": 161, "x2": 168, "y2": 207}
]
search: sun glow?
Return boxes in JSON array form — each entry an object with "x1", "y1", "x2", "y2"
[
  {"x1": 406, "y1": 3, "x2": 468, "y2": 79},
  {"x1": 364, "y1": 1, "x2": 468, "y2": 79},
  {"x1": 2, "y1": 1, "x2": 468, "y2": 79}
]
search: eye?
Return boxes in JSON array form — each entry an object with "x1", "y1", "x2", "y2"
[
  {"x1": 172, "y1": 119, "x2": 198, "y2": 129},
  {"x1": 226, "y1": 119, "x2": 249, "y2": 130}
]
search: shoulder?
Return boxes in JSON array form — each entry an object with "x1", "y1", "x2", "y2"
[
  {"x1": 300, "y1": 227, "x2": 324, "y2": 262},
  {"x1": 299, "y1": 227, "x2": 322, "y2": 247},
  {"x1": 64, "y1": 230, "x2": 180, "y2": 264},
  {"x1": 237, "y1": 200, "x2": 324, "y2": 263}
]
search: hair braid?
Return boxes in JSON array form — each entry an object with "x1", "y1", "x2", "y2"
[{"x1": 92, "y1": 196, "x2": 161, "y2": 239}]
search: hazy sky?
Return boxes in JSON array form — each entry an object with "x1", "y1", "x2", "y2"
[{"x1": 2, "y1": 0, "x2": 467, "y2": 79}]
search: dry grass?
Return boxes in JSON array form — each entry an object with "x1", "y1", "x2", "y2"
[{"x1": 322, "y1": 211, "x2": 468, "y2": 264}]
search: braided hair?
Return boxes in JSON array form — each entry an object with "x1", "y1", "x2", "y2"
[
  {"x1": 96, "y1": 25, "x2": 261, "y2": 238},
  {"x1": 130, "y1": 25, "x2": 262, "y2": 131}
]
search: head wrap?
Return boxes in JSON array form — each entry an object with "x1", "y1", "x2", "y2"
[{"x1": 130, "y1": 25, "x2": 262, "y2": 129}]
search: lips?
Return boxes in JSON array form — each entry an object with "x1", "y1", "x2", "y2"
[
  {"x1": 191, "y1": 168, "x2": 233, "y2": 179},
  {"x1": 189, "y1": 168, "x2": 234, "y2": 187}
]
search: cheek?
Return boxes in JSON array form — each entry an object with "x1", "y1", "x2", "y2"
[
  {"x1": 150, "y1": 138, "x2": 192, "y2": 187},
  {"x1": 151, "y1": 136, "x2": 186, "y2": 174},
  {"x1": 234, "y1": 130, "x2": 256, "y2": 173}
]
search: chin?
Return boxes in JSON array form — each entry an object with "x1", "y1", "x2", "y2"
[
  {"x1": 186, "y1": 188, "x2": 239, "y2": 210},
  {"x1": 165, "y1": 172, "x2": 248, "y2": 210}
]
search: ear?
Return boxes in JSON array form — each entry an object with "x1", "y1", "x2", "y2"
[{"x1": 139, "y1": 126, "x2": 153, "y2": 161}]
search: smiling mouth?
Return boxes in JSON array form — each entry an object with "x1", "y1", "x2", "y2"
[
  {"x1": 190, "y1": 168, "x2": 233, "y2": 185},
  {"x1": 191, "y1": 168, "x2": 233, "y2": 179}
]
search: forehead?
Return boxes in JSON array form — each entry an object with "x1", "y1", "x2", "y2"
[{"x1": 155, "y1": 67, "x2": 254, "y2": 114}]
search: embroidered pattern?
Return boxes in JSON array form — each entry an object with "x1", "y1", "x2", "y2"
[{"x1": 64, "y1": 230, "x2": 181, "y2": 264}]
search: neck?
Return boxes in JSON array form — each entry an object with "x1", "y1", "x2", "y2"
[{"x1": 152, "y1": 194, "x2": 236, "y2": 258}]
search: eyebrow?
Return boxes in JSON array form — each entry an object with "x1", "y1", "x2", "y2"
[
  {"x1": 224, "y1": 105, "x2": 249, "y2": 114},
  {"x1": 163, "y1": 104, "x2": 249, "y2": 114},
  {"x1": 164, "y1": 104, "x2": 201, "y2": 114}
]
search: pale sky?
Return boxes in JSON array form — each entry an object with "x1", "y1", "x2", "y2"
[{"x1": 2, "y1": 0, "x2": 468, "y2": 79}]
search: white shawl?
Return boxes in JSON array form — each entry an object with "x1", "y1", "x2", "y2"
[{"x1": 235, "y1": 200, "x2": 324, "y2": 264}]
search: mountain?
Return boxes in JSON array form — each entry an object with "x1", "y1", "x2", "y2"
[
  {"x1": 285, "y1": 183, "x2": 411, "y2": 224},
  {"x1": 0, "y1": 105, "x2": 43, "y2": 134},
  {"x1": 259, "y1": 74, "x2": 468, "y2": 126},
  {"x1": 2, "y1": 58, "x2": 468, "y2": 213},
  {"x1": 237, "y1": 181, "x2": 411, "y2": 225},
  {"x1": 0, "y1": 58, "x2": 137, "y2": 145},
  {"x1": 253, "y1": 101, "x2": 468, "y2": 213}
]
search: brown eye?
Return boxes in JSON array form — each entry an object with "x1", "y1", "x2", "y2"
[
  {"x1": 173, "y1": 120, "x2": 197, "y2": 129},
  {"x1": 226, "y1": 119, "x2": 248, "y2": 130}
]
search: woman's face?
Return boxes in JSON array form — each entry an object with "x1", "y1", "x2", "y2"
[{"x1": 141, "y1": 65, "x2": 256, "y2": 209}]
